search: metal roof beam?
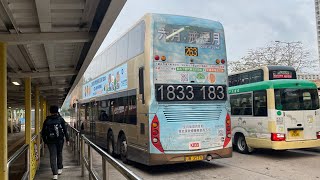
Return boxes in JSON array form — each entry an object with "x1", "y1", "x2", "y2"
[
  {"x1": 7, "y1": 46, "x2": 31, "y2": 71},
  {"x1": 8, "y1": 92, "x2": 66, "y2": 98},
  {"x1": 39, "y1": 84, "x2": 70, "y2": 91},
  {"x1": 0, "y1": 32, "x2": 94, "y2": 45},
  {"x1": 0, "y1": 0, "x2": 19, "y2": 33},
  {"x1": 8, "y1": 69, "x2": 77, "y2": 78}
]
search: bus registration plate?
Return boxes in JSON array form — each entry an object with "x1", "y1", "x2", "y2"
[
  {"x1": 185, "y1": 155, "x2": 204, "y2": 162},
  {"x1": 288, "y1": 130, "x2": 302, "y2": 139}
]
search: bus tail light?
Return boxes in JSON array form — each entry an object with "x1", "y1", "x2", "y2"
[
  {"x1": 271, "y1": 133, "x2": 286, "y2": 141},
  {"x1": 161, "y1": 56, "x2": 166, "y2": 61},
  {"x1": 151, "y1": 115, "x2": 164, "y2": 152},
  {"x1": 317, "y1": 131, "x2": 320, "y2": 139},
  {"x1": 216, "y1": 59, "x2": 221, "y2": 64},
  {"x1": 221, "y1": 59, "x2": 226, "y2": 64},
  {"x1": 154, "y1": 55, "x2": 160, "y2": 60},
  {"x1": 223, "y1": 113, "x2": 232, "y2": 148}
]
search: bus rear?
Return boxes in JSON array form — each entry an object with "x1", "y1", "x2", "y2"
[
  {"x1": 148, "y1": 14, "x2": 231, "y2": 165},
  {"x1": 273, "y1": 82, "x2": 320, "y2": 148}
]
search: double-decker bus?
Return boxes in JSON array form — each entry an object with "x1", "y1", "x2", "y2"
[
  {"x1": 228, "y1": 66, "x2": 296, "y2": 87},
  {"x1": 229, "y1": 79, "x2": 320, "y2": 153},
  {"x1": 63, "y1": 13, "x2": 232, "y2": 165}
]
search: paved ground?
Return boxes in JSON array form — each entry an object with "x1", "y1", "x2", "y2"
[
  {"x1": 34, "y1": 144, "x2": 320, "y2": 180},
  {"x1": 118, "y1": 148, "x2": 320, "y2": 180}
]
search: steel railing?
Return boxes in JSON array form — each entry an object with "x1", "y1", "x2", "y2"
[
  {"x1": 67, "y1": 125, "x2": 81, "y2": 165},
  {"x1": 7, "y1": 134, "x2": 38, "y2": 180},
  {"x1": 80, "y1": 135, "x2": 142, "y2": 180}
]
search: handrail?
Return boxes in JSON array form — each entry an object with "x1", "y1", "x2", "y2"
[
  {"x1": 81, "y1": 135, "x2": 142, "y2": 180},
  {"x1": 69, "y1": 124, "x2": 80, "y2": 134},
  {"x1": 31, "y1": 134, "x2": 37, "y2": 141},
  {"x1": 7, "y1": 144, "x2": 29, "y2": 168},
  {"x1": 7, "y1": 144, "x2": 29, "y2": 180},
  {"x1": 67, "y1": 124, "x2": 81, "y2": 165},
  {"x1": 7, "y1": 134, "x2": 37, "y2": 179}
]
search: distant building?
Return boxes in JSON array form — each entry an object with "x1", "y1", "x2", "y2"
[
  {"x1": 297, "y1": 73, "x2": 320, "y2": 87},
  {"x1": 315, "y1": 0, "x2": 320, "y2": 58}
]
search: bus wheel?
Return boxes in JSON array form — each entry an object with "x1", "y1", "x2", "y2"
[
  {"x1": 120, "y1": 135, "x2": 130, "y2": 164},
  {"x1": 236, "y1": 135, "x2": 249, "y2": 154},
  {"x1": 107, "y1": 132, "x2": 115, "y2": 156}
]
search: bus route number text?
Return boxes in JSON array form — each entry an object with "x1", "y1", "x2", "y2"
[
  {"x1": 155, "y1": 84, "x2": 226, "y2": 101},
  {"x1": 185, "y1": 47, "x2": 198, "y2": 56}
]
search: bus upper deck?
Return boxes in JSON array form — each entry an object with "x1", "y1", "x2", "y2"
[{"x1": 228, "y1": 65, "x2": 297, "y2": 87}]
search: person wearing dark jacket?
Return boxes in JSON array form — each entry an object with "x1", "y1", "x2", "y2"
[{"x1": 41, "y1": 105, "x2": 70, "y2": 180}]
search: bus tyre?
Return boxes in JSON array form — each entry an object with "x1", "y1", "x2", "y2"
[
  {"x1": 120, "y1": 135, "x2": 130, "y2": 164},
  {"x1": 107, "y1": 132, "x2": 115, "y2": 156},
  {"x1": 236, "y1": 135, "x2": 250, "y2": 154}
]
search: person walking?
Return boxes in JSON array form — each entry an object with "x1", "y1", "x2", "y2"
[{"x1": 41, "y1": 105, "x2": 70, "y2": 180}]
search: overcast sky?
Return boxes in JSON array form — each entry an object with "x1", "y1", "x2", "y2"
[{"x1": 96, "y1": 0, "x2": 318, "y2": 61}]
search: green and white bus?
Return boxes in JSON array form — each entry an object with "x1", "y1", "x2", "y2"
[{"x1": 229, "y1": 79, "x2": 320, "y2": 153}]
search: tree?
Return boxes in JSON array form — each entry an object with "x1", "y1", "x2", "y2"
[{"x1": 229, "y1": 41, "x2": 316, "y2": 73}]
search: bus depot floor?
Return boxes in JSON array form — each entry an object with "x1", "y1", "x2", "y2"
[{"x1": 34, "y1": 146, "x2": 320, "y2": 180}]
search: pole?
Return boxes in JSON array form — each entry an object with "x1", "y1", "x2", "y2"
[
  {"x1": 44, "y1": 100, "x2": 47, "y2": 119},
  {"x1": 10, "y1": 109, "x2": 13, "y2": 133},
  {"x1": 35, "y1": 87, "x2": 40, "y2": 168},
  {"x1": 0, "y1": 42, "x2": 8, "y2": 180},
  {"x1": 40, "y1": 96, "x2": 45, "y2": 156},
  {"x1": 24, "y1": 77, "x2": 32, "y2": 180}
]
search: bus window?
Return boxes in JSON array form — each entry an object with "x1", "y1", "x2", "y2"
[
  {"x1": 240, "y1": 73, "x2": 249, "y2": 85},
  {"x1": 109, "y1": 99, "x2": 115, "y2": 122},
  {"x1": 275, "y1": 89, "x2": 319, "y2": 111},
  {"x1": 127, "y1": 95, "x2": 137, "y2": 125},
  {"x1": 253, "y1": 91, "x2": 267, "y2": 116},
  {"x1": 92, "y1": 101, "x2": 99, "y2": 121},
  {"x1": 139, "y1": 67, "x2": 145, "y2": 104},
  {"x1": 230, "y1": 93, "x2": 252, "y2": 115},
  {"x1": 98, "y1": 100, "x2": 109, "y2": 121},
  {"x1": 250, "y1": 70, "x2": 263, "y2": 83},
  {"x1": 85, "y1": 103, "x2": 90, "y2": 121}
]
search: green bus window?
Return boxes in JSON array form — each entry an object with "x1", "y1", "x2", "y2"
[
  {"x1": 253, "y1": 91, "x2": 268, "y2": 116},
  {"x1": 230, "y1": 93, "x2": 252, "y2": 116},
  {"x1": 275, "y1": 89, "x2": 319, "y2": 111}
]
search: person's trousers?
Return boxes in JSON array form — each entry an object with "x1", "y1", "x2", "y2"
[{"x1": 47, "y1": 140, "x2": 64, "y2": 175}]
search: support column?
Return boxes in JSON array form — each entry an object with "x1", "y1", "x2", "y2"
[
  {"x1": 10, "y1": 109, "x2": 13, "y2": 133},
  {"x1": 35, "y1": 87, "x2": 40, "y2": 168},
  {"x1": 24, "y1": 77, "x2": 32, "y2": 180},
  {"x1": 44, "y1": 100, "x2": 49, "y2": 118},
  {"x1": 0, "y1": 42, "x2": 8, "y2": 180},
  {"x1": 39, "y1": 96, "x2": 45, "y2": 156},
  {"x1": 40, "y1": 97, "x2": 44, "y2": 129},
  {"x1": 44, "y1": 100, "x2": 47, "y2": 120}
]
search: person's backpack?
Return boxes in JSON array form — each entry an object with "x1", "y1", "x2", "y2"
[{"x1": 45, "y1": 118, "x2": 65, "y2": 141}]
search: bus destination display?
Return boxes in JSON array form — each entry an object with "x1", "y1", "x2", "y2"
[
  {"x1": 155, "y1": 84, "x2": 226, "y2": 101},
  {"x1": 272, "y1": 70, "x2": 293, "y2": 79}
]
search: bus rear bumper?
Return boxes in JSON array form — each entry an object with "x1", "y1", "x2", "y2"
[
  {"x1": 148, "y1": 147, "x2": 232, "y2": 166},
  {"x1": 247, "y1": 138, "x2": 320, "y2": 150}
]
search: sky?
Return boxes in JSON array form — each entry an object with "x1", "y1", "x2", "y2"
[{"x1": 96, "y1": 0, "x2": 318, "y2": 62}]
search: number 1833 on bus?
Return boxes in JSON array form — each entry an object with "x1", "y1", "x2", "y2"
[{"x1": 155, "y1": 84, "x2": 226, "y2": 101}]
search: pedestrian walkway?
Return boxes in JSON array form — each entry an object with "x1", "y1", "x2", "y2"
[{"x1": 35, "y1": 144, "x2": 85, "y2": 180}]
